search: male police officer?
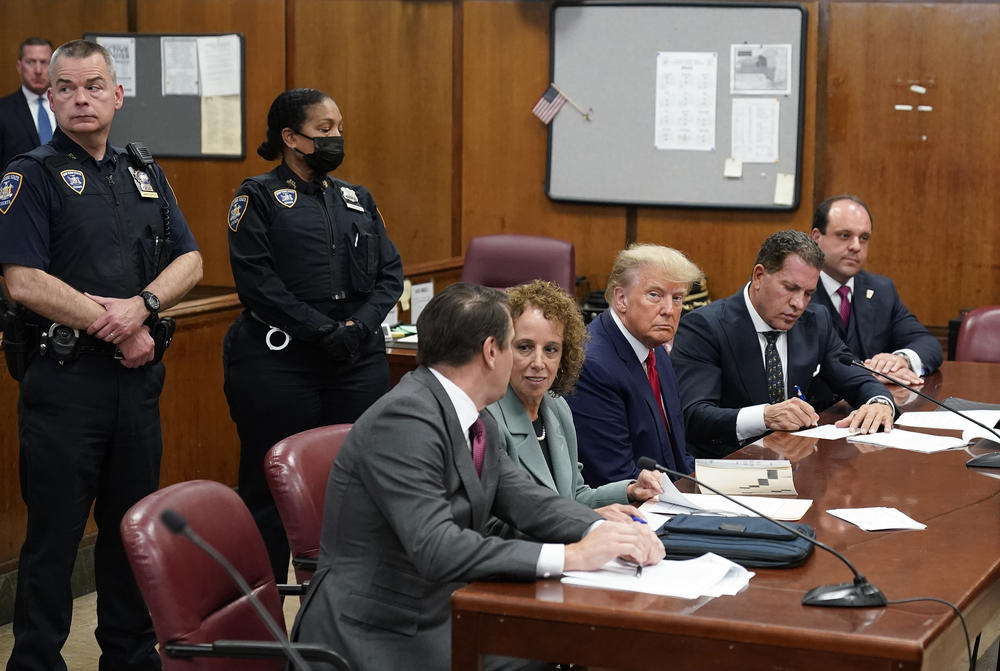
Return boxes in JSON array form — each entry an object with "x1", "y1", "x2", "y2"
[{"x1": 0, "y1": 40, "x2": 202, "y2": 671}]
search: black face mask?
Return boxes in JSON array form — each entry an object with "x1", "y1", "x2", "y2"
[{"x1": 296, "y1": 133, "x2": 344, "y2": 174}]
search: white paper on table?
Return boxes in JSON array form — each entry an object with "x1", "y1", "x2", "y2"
[
  {"x1": 847, "y1": 428, "x2": 967, "y2": 453},
  {"x1": 896, "y1": 410, "x2": 1000, "y2": 432},
  {"x1": 643, "y1": 492, "x2": 811, "y2": 521},
  {"x1": 562, "y1": 553, "x2": 753, "y2": 599},
  {"x1": 827, "y1": 507, "x2": 926, "y2": 531},
  {"x1": 792, "y1": 424, "x2": 855, "y2": 440},
  {"x1": 638, "y1": 510, "x2": 669, "y2": 531},
  {"x1": 964, "y1": 426, "x2": 1000, "y2": 442}
]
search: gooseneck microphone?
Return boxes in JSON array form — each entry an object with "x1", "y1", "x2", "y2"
[
  {"x1": 637, "y1": 456, "x2": 887, "y2": 608},
  {"x1": 837, "y1": 354, "x2": 1000, "y2": 468},
  {"x1": 160, "y1": 509, "x2": 311, "y2": 671}
]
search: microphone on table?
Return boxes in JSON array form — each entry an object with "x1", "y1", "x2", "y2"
[
  {"x1": 160, "y1": 509, "x2": 311, "y2": 671},
  {"x1": 637, "y1": 456, "x2": 887, "y2": 608},
  {"x1": 837, "y1": 354, "x2": 1000, "y2": 468}
]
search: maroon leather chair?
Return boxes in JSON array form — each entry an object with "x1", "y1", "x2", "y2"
[
  {"x1": 121, "y1": 480, "x2": 349, "y2": 670},
  {"x1": 955, "y1": 306, "x2": 1000, "y2": 362},
  {"x1": 265, "y1": 424, "x2": 352, "y2": 585},
  {"x1": 460, "y1": 233, "x2": 576, "y2": 294}
]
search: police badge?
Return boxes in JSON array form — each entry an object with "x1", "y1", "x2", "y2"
[
  {"x1": 273, "y1": 188, "x2": 297, "y2": 208},
  {"x1": 60, "y1": 170, "x2": 86, "y2": 195},
  {"x1": 128, "y1": 166, "x2": 159, "y2": 199},
  {"x1": 0, "y1": 172, "x2": 23, "y2": 214},
  {"x1": 228, "y1": 195, "x2": 249, "y2": 232}
]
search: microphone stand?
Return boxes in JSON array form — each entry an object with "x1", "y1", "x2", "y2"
[
  {"x1": 837, "y1": 355, "x2": 1000, "y2": 468},
  {"x1": 160, "y1": 509, "x2": 311, "y2": 671},
  {"x1": 637, "y1": 456, "x2": 887, "y2": 608}
]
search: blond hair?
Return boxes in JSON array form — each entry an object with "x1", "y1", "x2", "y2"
[{"x1": 605, "y1": 244, "x2": 703, "y2": 304}]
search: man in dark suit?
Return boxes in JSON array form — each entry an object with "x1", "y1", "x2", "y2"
[
  {"x1": 567, "y1": 244, "x2": 703, "y2": 485},
  {"x1": 671, "y1": 230, "x2": 895, "y2": 459},
  {"x1": 292, "y1": 283, "x2": 663, "y2": 671},
  {"x1": 810, "y1": 194, "x2": 941, "y2": 389},
  {"x1": 0, "y1": 37, "x2": 54, "y2": 169}
]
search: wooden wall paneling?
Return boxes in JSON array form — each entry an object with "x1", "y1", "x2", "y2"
[
  {"x1": 290, "y1": 0, "x2": 454, "y2": 268},
  {"x1": 135, "y1": 0, "x2": 287, "y2": 287},
  {"x1": 0, "y1": 365, "x2": 23, "y2": 570},
  {"x1": 635, "y1": 1, "x2": 820, "y2": 302},
  {"x1": 462, "y1": 1, "x2": 628, "y2": 298},
  {"x1": 825, "y1": 2, "x2": 1000, "y2": 326},
  {"x1": 0, "y1": 0, "x2": 128, "y2": 93}
]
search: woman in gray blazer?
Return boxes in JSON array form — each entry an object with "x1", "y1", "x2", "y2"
[{"x1": 486, "y1": 281, "x2": 662, "y2": 538}]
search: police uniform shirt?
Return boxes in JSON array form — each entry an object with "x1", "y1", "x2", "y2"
[
  {"x1": 0, "y1": 128, "x2": 198, "y2": 295},
  {"x1": 226, "y1": 161, "x2": 403, "y2": 342}
]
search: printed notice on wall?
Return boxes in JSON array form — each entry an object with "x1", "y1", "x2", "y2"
[
  {"x1": 201, "y1": 96, "x2": 242, "y2": 155},
  {"x1": 97, "y1": 36, "x2": 136, "y2": 98},
  {"x1": 730, "y1": 44, "x2": 791, "y2": 96},
  {"x1": 653, "y1": 51, "x2": 717, "y2": 151},
  {"x1": 197, "y1": 34, "x2": 241, "y2": 97},
  {"x1": 732, "y1": 97, "x2": 779, "y2": 163},
  {"x1": 161, "y1": 37, "x2": 199, "y2": 96}
]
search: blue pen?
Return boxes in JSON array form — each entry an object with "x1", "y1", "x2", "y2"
[
  {"x1": 794, "y1": 385, "x2": 807, "y2": 401},
  {"x1": 630, "y1": 515, "x2": 647, "y2": 525}
]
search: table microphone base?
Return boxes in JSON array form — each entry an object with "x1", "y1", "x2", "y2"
[
  {"x1": 802, "y1": 579, "x2": 887, "y2": 608},
  {"x1": 965, "y1": 438, "x2": 1000, "y2": 468}
]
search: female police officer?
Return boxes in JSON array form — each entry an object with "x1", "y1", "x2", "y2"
[{"x1": 224, "y1": 88, "x2": 403, "y2": 582}]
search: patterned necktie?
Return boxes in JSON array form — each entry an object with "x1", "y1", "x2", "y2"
[
  {"x1": 645, "y1": 350, "x2": 669, "y2": 430},
  {"x1": 764, "y1": 331, "x2": 785, "y2": 404},
  {"x1": 469, "y1": 417, "x2": 485, "y2": 477},
  {"x1": 836, "y1": 284, "x2": 851, "y2": 328},
  {"x1": 36, "y1": 96, "x2": 52, "y2": 144}
]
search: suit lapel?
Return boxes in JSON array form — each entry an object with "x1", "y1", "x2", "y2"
[
  {"x1": 721, "y1": 296, "x2": 770, "y2": 402},
  {"x1": 417, "y1": 367, "x2": 487, "y2": 527},
  {"x1": 850, "y1": 272, "x2": 873, "y2": 356},
  {"x1": 17, "y1": 91, "x2": 41, "y2": 145},
  {"x1": 599, "y1": 312, "x2": 669, "y2": 446},
  {"x1": 496, "y1": 389, "x2": 558, "y2": 492},
  {"x1": 786, "y1": 310, "x2": 818, "y2": 391},
  {"x1": 540, "y1": 396, "x2": 575, "y2": 496}
]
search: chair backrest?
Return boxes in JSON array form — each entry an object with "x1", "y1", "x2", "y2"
[
  {"x1": 265, "y1": 424, "x2": 352, "y2": 584},
  {"x1": 956, "y1": 306, "x2": 1000, "y2": 362},
  {"x1": 460, "y1": 233, "x2": 576, "y2": 294},
  {"x1": 121, "y1": 480, "x2": 286, "y2": 671}
]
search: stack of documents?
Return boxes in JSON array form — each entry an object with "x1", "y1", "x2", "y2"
[
  {"x1": 694, "y1": 459, "x2": 797, "y2": 495},
  {"x1": 643, "y1": 470, "x2": 811, "y2": 521},
  {"x1": 563, "y1": 552, "x2": 753, "y2": 599},
  {"x1": 827, "y1": 507, "x2": 926, "y2": 531},
  {"x1": 846, "y1": 428, "x2": 967, "y2": 453}
]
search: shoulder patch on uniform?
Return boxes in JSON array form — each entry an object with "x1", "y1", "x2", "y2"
[
  {"x1": 273, "y1": 188, "x2": 297, "y2": 208},
  {"x1": 60, "y1": 169, "x2": 85, "y2": 194},
  {"x1": 228, "y1": 195, "x2": 249, "y2": 232},
  {"x1": 0, "y1": 172, "x2": 23, "y2": 214}
]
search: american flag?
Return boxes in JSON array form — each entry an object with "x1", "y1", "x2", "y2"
[{"x1": 531, "y1": 85, "x2": 567, "y2": 124}]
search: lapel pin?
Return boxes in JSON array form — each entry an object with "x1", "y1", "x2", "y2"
[{"x1": 866, "y1": 289, "x2": 874, "y2": 299}]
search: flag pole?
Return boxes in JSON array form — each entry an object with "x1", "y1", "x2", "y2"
[{"x1": 550, "y1": 83, "x2": 592, "y2": 121}]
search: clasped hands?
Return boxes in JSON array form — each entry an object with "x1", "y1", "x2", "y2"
[
  {"x1": 864, "y1": 352, "x2": 924, "y2": 386},
  {"x1": 84, "y1": 293, "x2": 154, "y2": 368}
]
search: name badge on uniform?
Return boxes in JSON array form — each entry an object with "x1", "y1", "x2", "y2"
[
  {"x1": 0, "y1": 172, "x2": 23, "y2": 214},
  {"x1": 228, "y1": 195, "x2": 248, "y2": 232},
  {"x1": 340, "y1": 186, "x2": 365, "y2": 212},
  {"x1": 128, "y1": 166, "x2": 159, "y2": 198},
  {"x1": 60, "y1": 169, "x2": 85, "y2": 195},
  {"x1": 273, "y1": 188, "x2": 297, "y2": 208}
]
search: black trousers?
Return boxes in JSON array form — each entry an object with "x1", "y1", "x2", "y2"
[
  {"x1": 223, "y1": 314, "x2": 391, "y2": 582},
  {"x1": 7, "y1": 354, "x2": 165, "y2": 671}
]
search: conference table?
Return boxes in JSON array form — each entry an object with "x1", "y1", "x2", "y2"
[{"x1": 451, "y1": 361, "x2": 1000, "y2": 670}]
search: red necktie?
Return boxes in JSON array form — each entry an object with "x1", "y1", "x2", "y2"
[
  {"x1": 645, "y1": 350, "x2": 670, "y2": 430},
  {"x1": 836, "y1": 285, "x2": 851, "y2": 328},
  {"x1": 469, "y1": 417, "x2": 485, "y2": 477}
]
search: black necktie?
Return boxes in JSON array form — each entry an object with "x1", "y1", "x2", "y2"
[{"x1": 764, "y1": 331, "x2": 784, "y2": 404}]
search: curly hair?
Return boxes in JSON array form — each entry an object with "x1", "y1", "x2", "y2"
[{"x1": 507, "y1": 280, "x2": 589, "y2": 396}]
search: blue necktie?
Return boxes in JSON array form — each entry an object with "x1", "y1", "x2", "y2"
[{"x1": 36, "y1": 96, "x2": 52, "y2": 144}]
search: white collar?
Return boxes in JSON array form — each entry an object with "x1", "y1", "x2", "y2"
[
  {"x1": 743, "y1": 283, "x2": 782, "y2": 334},
  {"x1": 819, "y1": 270, "x2": 854, "y2": 298},
  {"x1": 428, "y1": 367, "x2": 480, "y2": 433},
  {"x1": 22, "y1": 85, "x2": 47, "y2": 106},
  {"x1": 608, "y1": 308, "x2": 651, "y2": 364}
]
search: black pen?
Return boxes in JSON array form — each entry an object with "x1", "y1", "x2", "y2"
[{"x1": 635, "y1": 564, "x2": 642, "y2": 578}]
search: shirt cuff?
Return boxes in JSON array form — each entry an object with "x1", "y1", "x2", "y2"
[
  {"x1": 737, "y1": 404, "x2": 768, "y2": 441},
  {"x1": 537, "y1": 520, "x2": 605, "y2": 578},
  {"x1": 865, "y1": 395, "x2": 895, "y2": 413},
  {"x1": 893, "y1": 348, "x2": 924, "y2": 376}
]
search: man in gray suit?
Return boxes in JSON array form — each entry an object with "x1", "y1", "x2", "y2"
[{"x1": 293, "y1": 282, "x2": 663, "y2": 671}]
